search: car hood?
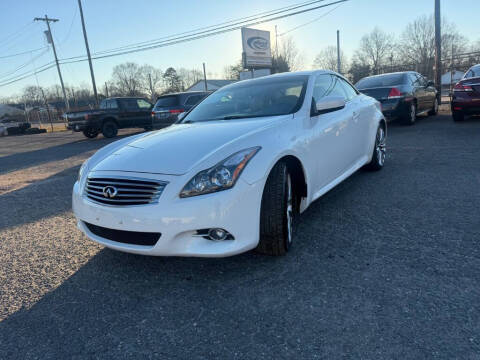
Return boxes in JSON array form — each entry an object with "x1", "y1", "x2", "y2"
[{"x1": 92, "y1": 116, "x2": 289, "y2": 175}]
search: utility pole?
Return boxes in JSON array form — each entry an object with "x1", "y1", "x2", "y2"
[
  {"x1": 77, "y1": 0, "x2": 98, "y2": 106},
  {"x1": 434, "y1": 0, "x2": 442, "y2": 103},
  {"x1": 34, "y1": 15, "x2": 70, "y2": 111},
  {"x1": 336, "y1": 30, "x2": 341, "y2": 74},
  {"x1": 275, "y1": 25, "x2": 279, "y2": 59},
  {"x1": 148, "y1": 73, "x2": 154, "y2": 102},
  {"x1": 203, "y1": 63, "x2": 208, "y2": 91},
  {"x1": 105, "y1": 82, "x2": 109, "y2": 98}
]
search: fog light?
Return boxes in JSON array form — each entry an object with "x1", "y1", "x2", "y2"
[{"x1": 208, "y1": 228, "x2": 228, "y2": 241}]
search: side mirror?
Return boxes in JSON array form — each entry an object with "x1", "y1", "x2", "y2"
[
  {"x1": 314, "y1": 96, "x2": 346, "y2": 115},
  {"x1": 177, "y1": 112, "x2": 186, "y2": 122},
  {"x1": 427, "y1": 80, "x2": 435, "y2": 87}
]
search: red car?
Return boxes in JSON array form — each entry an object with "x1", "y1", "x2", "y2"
[{"x1": 451, "y1": 64, "x2": 480, "y2": 121}]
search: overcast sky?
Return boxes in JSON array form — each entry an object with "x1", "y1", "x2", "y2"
[{"x1": 0, "y1": 0, "x2": 478, "y2": 97}]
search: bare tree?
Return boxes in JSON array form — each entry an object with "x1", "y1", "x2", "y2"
[
  {"x1": 111, "y1": 62, "x2": 144, "y2": 96},
  {"x1": 22, "y1": 86, "x2": 44, "y2": 107},
  {"x1": 398, "y1": 15, "x2": 468, "y2": 78},
  {"x1": 223, "y1": 60, "x2": 244, "y2": 80},
  {"x1": 177, "y1": 68, "x2": 203, "y2": 90},
  {"x1": 272, "y1": 36, "x2": 304, "y2": 73},
  {"x1": 140, "y1": 65, "x2": 163, "y2": 101},
  {"x1": 313, "y1": 46, "x2": 348, "y2": 73},
  {"x1": 354, "y1": 27, "x2": 394, "y2": 75}
]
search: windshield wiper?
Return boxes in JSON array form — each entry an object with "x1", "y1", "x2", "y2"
[{"x1": 218, "y1": 115, "x2": 262, "y2": 120}]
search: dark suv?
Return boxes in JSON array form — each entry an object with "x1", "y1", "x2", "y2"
[
  {"x1": 151, "y1": 91, "x2": 210, "y2": 128},
  {"x1": 66, "y1": 97, "x2": 153, "y2": 138},
  {"x1": 451, "y1": 64, "x2": 480, "y2": 121},
  {"x1": 356, "y1": 71, "x2": 438, "y2": 125}
]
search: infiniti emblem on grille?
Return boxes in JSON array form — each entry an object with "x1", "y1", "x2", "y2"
[{"x1": 102, "y1": 185, "x2": 118, "y2": 198}]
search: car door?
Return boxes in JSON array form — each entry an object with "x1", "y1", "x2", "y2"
[
  {"x1": 308, "y1": 74, "x2": 353, "y2": 192},
  {"x1": 337, "y1": 77, "x2": 370, "y2": 165},
  {"x1": 136, "y1": 98, "x2": 153, "y2": 126},
  {"x1": 413, "y1": 73, "x2": 428, "y2": 111}
]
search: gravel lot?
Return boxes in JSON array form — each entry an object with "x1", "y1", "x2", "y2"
[{"x1": 0, "y1": 114, "x2": 479, "y2": 359}]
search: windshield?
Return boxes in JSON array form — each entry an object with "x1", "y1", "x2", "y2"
[
  {"x1": 181, "y1": 75, "x2": 308, "y2": 122},
  {"x1": 356, "y1": 73, "x2": 406, "y2": 88}
]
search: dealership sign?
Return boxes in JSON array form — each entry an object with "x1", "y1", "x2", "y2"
[{"x1": 241, "y1": 27, "x2": 272, "y2": 68}]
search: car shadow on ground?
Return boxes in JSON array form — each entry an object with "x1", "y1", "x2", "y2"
[
  {"x1": 0, "y1": 171, "x2": 379, "y2": 358},
  {"x1": 0, "y1": 165, "x2": 79, "y2": 231},
  {"x1": 0, "y1": 130, "x2": 144, "y2": 175}
]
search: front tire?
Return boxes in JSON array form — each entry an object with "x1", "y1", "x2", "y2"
[
  {"x1": 102, "y1": 120, "x2": 118, "y2": 138},
  {"x1": 365, "y1": 125, "x2": 386, "y2": 171},
  {"x1": 82, "y1": 128, "x2": 99, "y2": 138},
  {"x1": 256, "y1": 162, "x2": 295, "y2": 256}
]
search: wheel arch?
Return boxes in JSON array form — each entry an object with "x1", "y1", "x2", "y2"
[{"x1": 101, "y1": 116, "x2": 119, "y2": 127}]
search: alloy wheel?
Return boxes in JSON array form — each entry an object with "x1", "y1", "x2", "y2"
[
  {"x1": 286, "y1": 174, "x2": 293, "y2": 247},
  {"x1": 376, "y1": 127, "x2": 386, "y2": 166}
]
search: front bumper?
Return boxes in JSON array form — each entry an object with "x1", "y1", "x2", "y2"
[
  {"x1": 67, "y1": 121, "x2": 88, "y2": 131},
  {"x1": 72, "y1": 171, "x2": 264, "y2": 257}
]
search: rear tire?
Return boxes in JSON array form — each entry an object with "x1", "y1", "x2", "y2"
[
  {"x1": 256, "y1": 162, "x2": 295, "y2": 256},
  {"x1": 428, "y1": 98, "x2": 439, "y2": 116},
  {"x1": 83, "y1": 128, "x2": 99, "y2": 138},
  {"x1": 402, "y1": 102, "x2": 416, "y2": 125},
  {"x1": 102, "y1": 120, "x2": 118, "y2": 138},
  {"x1": 452, "y1": 111, "x2": 464, "y2": 122}
]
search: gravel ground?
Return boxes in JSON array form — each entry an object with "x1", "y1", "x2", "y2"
[{"x1": 0, "y1": 113, "x2": 479, "y2": 359}]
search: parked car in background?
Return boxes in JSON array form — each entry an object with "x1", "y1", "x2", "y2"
[
  {"x1": 451, "y1": 64, "x2": 480, "y2": 122},
  {"x1": 66, "y1": 97, "x2": 153, "y2": 138},
  {"x1": 356, "y1": 71, "x2": 438, "y2": 125},
  {"x1": 151, "y1": 91, "x2": 210, "y2": 128},
  {"x1": 73, "y1": 70, "x2": 386, "y2": 257}
]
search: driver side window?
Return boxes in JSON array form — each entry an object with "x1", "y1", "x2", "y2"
[{"x1": 312, "y1": 75, "x2": 348, "y2": 115}]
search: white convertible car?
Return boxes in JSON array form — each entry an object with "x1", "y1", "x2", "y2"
[{"x1": 73, "y1": 70, "x2": 386, "y2": 257}]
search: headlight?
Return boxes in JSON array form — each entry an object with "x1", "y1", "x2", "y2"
[
  {"x1": 179, "y1": 147, "x2": 261, "y2": 198},
  {"x1": 78, "y1": 160, "x2": 89, "y2": 182}
]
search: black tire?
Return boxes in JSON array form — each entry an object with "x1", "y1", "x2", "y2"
[
  {"x1": 452, "y1": 111, "x2": 464, "y2": 122},
  {"x1": 102, "y1": 120, "x2": 118, "y2": 138},
  {"x1": 365, "y1": 124, "x2": 386, "y2": 171},
  {"x1": 256, "y1": 162, "x2": 295, "y2": 256},
  {"x1": 428, "y1": 97, "x2": 439, "y2": 116},
  {"x1": 402, "y1": 102, "x2": 416, "y2": 125},
  {"x1": 83, "y1": 128, "x2": 99, "y2": 138}
]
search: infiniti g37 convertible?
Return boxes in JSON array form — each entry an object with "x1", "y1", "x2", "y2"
[{"x1": 73, "y1": 70, "x2": 386, "y2": 257}]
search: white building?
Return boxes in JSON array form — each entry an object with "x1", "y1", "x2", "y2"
[
  {"x1": 186, "y1": 79, "x2": 237, "y2": 92},
  {"x1": 441, "y1": 70, "x2": 464, "y2": 85}
]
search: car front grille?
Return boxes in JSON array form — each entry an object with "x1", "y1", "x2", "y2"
[
  {"x1": 84, "y1": 176, "x2": 167, "y2": 206},
  {"x1": 84, "y1": 222, "x2": 161, "y2": 246}
]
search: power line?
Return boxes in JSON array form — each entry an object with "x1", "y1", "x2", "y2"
[
  {"x1": 0, "y1": 0, "x2": 348, "y2": 87},
  {"x1": 58, "y1": 0, "x2": 334, "y2": 62},
  {"x1": 278, "y1": 3, "x2": 344, "y2": 36},
  {"x1": 68, "y1": 0, "x2": 349, "y2": 62},
  {"x1": 89, "y1": 0, "x2": 326, "y2": 56},
  {"x1": 0, "y1": 49, "x2": 49, "y2": 80},
  {"x1": 0, "y1": 46, "x2": 48, "y2": 60}
]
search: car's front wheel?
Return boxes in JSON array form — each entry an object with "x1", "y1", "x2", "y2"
[
  {"x1": 256, "y1": 162, "x2": 295, "y2": 256},
  {"x1": 365, "y1": 125, "x2": 386, "y2": 171},
  {"x1": 83, "y1": 128, "x2": 99, "y2": 138}
]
